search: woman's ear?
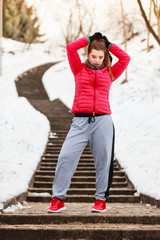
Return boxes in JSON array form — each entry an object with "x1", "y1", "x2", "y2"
[{"x1": 87, "y1": 53, "x2": 89, "y2": 59}]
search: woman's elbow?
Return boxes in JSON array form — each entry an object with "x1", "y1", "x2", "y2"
[
  {"x1": 123, "y1": 54, "x2": 131, "y2": 66},
  {"x1": 66, "y1": 44, "x2": 70, "y2": 51},
  {"x1": 126, "y1": 54, "x2": 131, "y2": 63}
]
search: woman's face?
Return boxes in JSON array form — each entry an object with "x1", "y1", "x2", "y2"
[{"x1": 87, "y1": 49, "x2": 105, "y2": 67}]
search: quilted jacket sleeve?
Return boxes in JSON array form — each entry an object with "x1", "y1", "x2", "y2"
[
  {"x1": 109, "y1": 44, "x2": 131, "y2": 81},
  {"x1": 66, "y1": 37, "x2": 89, "y2": 75}
]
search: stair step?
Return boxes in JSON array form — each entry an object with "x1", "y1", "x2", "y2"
[
  {"x1": 39, "y1": 163, "x2": 119, "y2": 171},
  {"x1": 36, "y1": 170, "x2": 125, "y2": 177},
  {"x1": 47, "y1": 141, "x2": 66, "y2": 146},
  {"x1": 33, "y1": 181, "x2": 128, "y2": 188},
  {"x1": 41, "y1": 158, "x2": 95, "y2": 162},
  {"x1": 48, "y1": 136, "x2": 67, "y2": 140},
  {"x1": 41, "y1": 155, "x2": 118, "y2": 165},
  {"x1": 40, "y1": 164, "x2": 96, "y2": 170},
  {"x1": 41, "y1": 158, "x2": 95, "y2": 163},
  {"x1": 27, "y1": 194, "x2": 140, "y2": 203},
  {"x1": 39, "y1": 164, "x2": 120, "y2": 171},
  {"x1": 50, "y1": 124, "x2": 70, "y2": 127},
  {"x1": 48, "y1": 138, "x2": 66, "y2": 142},
  {"x1": 0, "y1": 223, "x2": 159, "y2": 240},
  {"x1": 49, "y1": 133, "x2": 68, "y2": 136},
  {"x1": 28, "y1": 188, "x2": 137, "y2": 195},
  {"x1": 49, "y1": 132, "x2": 68, "y2": 136},
  {"x1": 46, "y1": 146, "x2": 91, "y2": 149},
  {"x1": 41, "y1": 158, "x2": 117, "y2": 164},
  {"x1": 41, "y1": 156, "x2": 117, "y2": 163},
  {"x1": 41, "y1": 161, "x2": 95, "y2": 165},
  {"x1": 40, "y1": 161, "x2": 118, "y2": 169},
  {"x1": 50, "y1": 120, "x2": 72, "y2": 124},
  {"x1": 41, "y1": 159, "x2": 118, "y2": 166},
  {"x1": 1, "y1": 212, "x2": 159, "y2": 225},
  {"x1": 42, "y1": 154, "x2": 94, "y2": 158},
  {"x1": 34, "y1": 175, "x2": 126, "y2": 182},
  {"x1": 40, "y1": 163, "x2": 98, "y2": 168},
  {"x1": 48, "y1": 135, "x2": 67, "y2": 139},
  {"x1": 46, "y1": 145, "x2": 91, "y2": 151},
  {"x1": 48, "y1": 131, "x2": 71, "y2": 135},
  {"x1": 51, "y1": 127, "x2": 70, "y2": 131},
  {"x1": 46, "y1": 145, "x2": 91, "y2": 150},
  {"x1": 49, "y1": 129, "x2": 70, "y2": 132},
  {"x1": 37, "y1": 170, "x2": 98, "y2": 176},
  {"x1": 47, "y1": 136, "x2": 69, "y2": 139},
  {"x1": 41, "y1": 155, "x2": 118, "y2": 164},
  {"x1": 45, "y1": 150, "x2": 92, "y2": 154}
]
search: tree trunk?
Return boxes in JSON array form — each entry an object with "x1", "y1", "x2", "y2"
[
  {"x1": 0, "y1": 0, "x2": 2, "y2": 75},
  {"x1": 120, "y1": 0, "x2": 128, "y2": 84},
  {"x1": 155, "y1": 0, "x2": 160, "y2": 38},
  {"x1": 147, "y1": 0, "x2": 152, "y2": 51},
  {"x1": 137, "y1": 0, "x2": 160, "y2": 45},
  {"x1": 151, "y1": 0, "x2": 160, "y2": 38},
  {"x1": 2, "y1": 0, "x2": 6, "y2": 37}
]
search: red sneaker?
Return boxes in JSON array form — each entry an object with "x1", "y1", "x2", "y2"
[
  {"x1": 91, "y1": 200, "x2": 106, "y2": 212},
  {"x1": 48, "y1": 198, "x2": 66, "y2": 213}
]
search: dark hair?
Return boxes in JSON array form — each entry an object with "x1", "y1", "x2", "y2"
[{"x1": 88, "y1": 39, "x2": 114, "y2": 80}]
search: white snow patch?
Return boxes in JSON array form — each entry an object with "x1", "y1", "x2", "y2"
[
  {"x1": 28, "y1": 192, "x2": 51, "y2": 197},
  {"x1": 2, "y1": 202, "x2": 31, "y2": 213}
]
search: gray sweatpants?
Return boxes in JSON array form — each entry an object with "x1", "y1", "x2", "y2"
[{"x1": 52, "y1": 114, "x2": 115, "y2": 201}]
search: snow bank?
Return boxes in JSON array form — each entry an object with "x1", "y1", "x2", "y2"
[
  {"x1": 0, "y1": 38, "x2": 55, "y2": 204},
  {"x1": 0, "y1": 97, "x2": 50, "y2": 202}
]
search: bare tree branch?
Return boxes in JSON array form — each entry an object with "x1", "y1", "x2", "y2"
[
  {"x1": 57, "y1": 0, "x2": 95, "y2": 49},
  {"x1": 137, "y1": 0, "x2": 160, "y2": 45}
]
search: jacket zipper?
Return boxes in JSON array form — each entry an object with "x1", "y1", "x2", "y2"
[{"x1": 93, "y1": 71, "x2": 96, "y2": 116}]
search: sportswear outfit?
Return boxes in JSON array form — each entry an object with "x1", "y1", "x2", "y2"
[{"x1": 50, "y1": 37, "x2": 130, "y2": 207}]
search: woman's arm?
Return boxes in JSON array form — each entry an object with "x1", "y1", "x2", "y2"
[
  {"x1": 109, "y1": 44, "x2": 131, "y2": 81},
  {"x1": 66, "y1": 37, "x2": 89, "y2": 75}
]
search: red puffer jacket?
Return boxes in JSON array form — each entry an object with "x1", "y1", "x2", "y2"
[{"x1": 66, "y1": 37, "x2": 130, "y2": 114}]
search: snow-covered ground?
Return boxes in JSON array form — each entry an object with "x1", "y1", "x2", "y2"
[
  {"x1": 0, "y1": 39, "x2": 64, "y2": 209},
  {"x1": 0, "y1": 0, "x2": 160, "y2": 210}
]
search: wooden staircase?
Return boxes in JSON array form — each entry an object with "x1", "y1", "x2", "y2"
[
  {"x1": 1, "y1": 114, "x2": 160, "y2": 240},
  {"x1": 1, "y1": 64, "x2": 159, "y2": 240}
]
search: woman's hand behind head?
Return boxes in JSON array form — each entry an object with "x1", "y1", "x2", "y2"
[{"x1": 89, "y1": 32, "x2": 103, "y2": 43}]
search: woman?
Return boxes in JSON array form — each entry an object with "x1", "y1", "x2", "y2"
[{"x1": 48, "y1": 32, "x2": 130, "y2": 213}]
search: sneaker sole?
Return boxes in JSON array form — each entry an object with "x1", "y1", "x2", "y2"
[
  {"x1": 91, "y1": 208, "x2": 106, "y2": 213},
  {"x1": 48, "y1": 207, "x2": 66, "y2": 213}
]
